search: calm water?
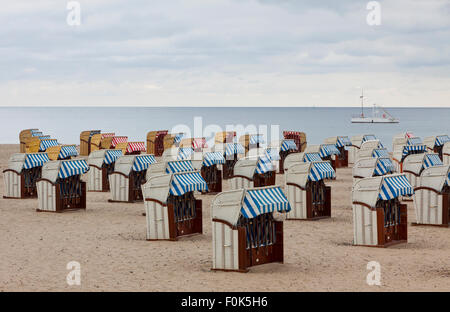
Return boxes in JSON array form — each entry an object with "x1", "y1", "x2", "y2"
[{"x1": 1, "y1": 107, "x2": 449, "y2": 150}]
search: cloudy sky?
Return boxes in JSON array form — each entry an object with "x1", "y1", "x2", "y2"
[{"x1": 1, "y1": 0, "x2": 449, "y2": 107}]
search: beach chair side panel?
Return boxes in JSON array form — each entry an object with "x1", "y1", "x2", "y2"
[
  {"x1": 286, "y1": 184, "x2": 307, "y2": 220},
  {"x1": 413, "y1": 189, "x2": 443, "y2": 225},
  {"x1": 3, "y1": 170, "x2": 22, "y2": 198},
  {"x1": 348, "y1": 146, "x2": 358, "y2": 165},
  {"x1": 230, "y1": 177, "x2": 252, "y2": 190},
  {"x1": 403, "y1": 172, "x2": 419, "y2": 201},
  {"x1": 352, "y1": 204, "x2": 378, "y2": 246},
  {"x1": 212, "y1": 221, "x2": 241, "y2": 271},
  {"x1": 145, "y1": 201, "x2": 170, "y2": 240},
  {"x1": 109, "y1": 173, "x2": 129, "y2": 202},
  {"x1": 87, "y1": 166, "x2": 103, "y2": 191},
  {"x1": 36, "y1": 180, "x2": 56, "y2": 212}
]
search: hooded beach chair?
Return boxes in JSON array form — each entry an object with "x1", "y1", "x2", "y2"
[
  {"x1": 413, "y1": 165, "x2": 450, "y2": 226},
  {"x1": 24, "y1": 137, "x2": 59, "y2": 154},
  {"x1": 146, "y1": 130, "x2": 169, "y2": 157},
  {"x1": 392, "y1": 137, "x2": 427, "y2": 172},
  {"x1": 355, "y1": 140, "x2": 384, "y2": 162},
  {"x1": 213, "y1": 143, "x2": 245, "y2": 180},
  {"x1": 3, "y1": 153, "x2": 50, "y2": 199},
  {"x1": 79, "y1": 130, "x2": 101, "y2": 156},
  {"x1": 46, "y1": 144, "x2": 78, "y2": 160},
  {"x1": 239, "y1": 134, "x2": 265, "y2": 155},
  {"x1": 211, "y1": 186, "x2": 291, "y2": 272},
  {"x1": 392, "y1": 131, "x2": 415, "y2": 151},
  {"x1": 352, "y1": 157, "x2": 396, "y2": 185},
  {"x1": 199, "y1": 152, "x2": 225, "y2": 193},
  {"x1": 215, "y1": 131, "x2": 236, "y2": 144},
  {"x1": 283, "y1": 131, "x2": 306, "y2": 152},
  {"x1": 87, "y1": 149, "x2": 123, "y2": 192},
  {"x1": 323, "y1": 136, "x2": 352, "y2": 168},
  {"x1": 19, "y1": 129, "x2": 47, "y2": 153},
  {"x1": 124, "y1": 142, "x2": 146, "y2": 155},
  {"x1": 349, "y1": 135, "x2": 378, "y2": 164},
  {"x1": 230, "y1": 155, "x2": 276, "y2": 189},
  {"x1": 304, "y1": 144, "x2": 340, "y2": 171},
  {"x1": 352, "y1": 174, "x2": 413, "y2": 247},
  {"x1": 163, "y1": 133, "x2": 184, "y2": 150},
  {"x1": 36, "y1": 159, "x2": 89, "y2": 212},
  {"x1": 108, "y1": 154, "x2": 157, "y2": 203},
  {"x1": 101, "y1": 135, "x2": 128, "y2": 150},
  {"x1": 285, "y1": 161, "x2": 335, "y2": 220},
  {"x1": 142, "y1": 171, "x2": 207, "y2": 241},
  {"x1": 283, "y1": 151, "x2": 324, "y2": 175},
  {"x1": 267, "y1": 139, "x2": 298, "y2": 173},
  {"x1": 424, "y1": 135, "x2": 450, "y2": 161},
  {"x1": 89, "y1": 132, "x2": 115, "y2": 153}
]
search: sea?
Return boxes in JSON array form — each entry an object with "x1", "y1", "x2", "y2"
[{"x1": 1, "y1": 107, "x2": 449, "y2": 151}]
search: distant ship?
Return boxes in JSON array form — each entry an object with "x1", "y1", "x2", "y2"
[{"x1": 351, "y1": 90, "x2": 399, "y2": 123}]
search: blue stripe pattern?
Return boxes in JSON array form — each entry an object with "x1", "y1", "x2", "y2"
[
  {"x1": 379, "y1": 175, "x2": 414, "y2": 200},
  {"x1": 374, "y1": 158, "x2": 395, "y2": 176},
  {"x1": 319, "y1": 144, "x2": 340, "y2": 158},
  {"x1": 303, "y1": 153, "x2": 323, "y2": 162},
  {"x1": 58, "y1": 160, "x2": 89, "y2": 179},
  {"x1": 308, "y1": 162, "x2": 336, "y2": 181},
  {"x1": 31, "y1": 131, "x2": 43, "y2": 137},
  {"x1": 39, "y1": 139, "x2": 58, "y2": 151},
  {"x1": 225, "y1": 143, "x2": 245, "y2": 156},
  {"x1": 255, "y1": 156, "x2": 274, "y2": 174},
  {"x1": 336, "y1": 136, "x2": 352, "y2": 148},
  {"x1": 281, "y1": 140, "x2": 297, "y2": 152},
  {"x1": 241, "y1": 187, "x2": 291, "y2": 219},
  {"x1": 132, "y1": 155, "x2": 156, "y2": 172},
  {"x1": 265, "y1": 148, "x2": 280, "y2": 161},
  {"x1": 59, "y1": 145, "x2": 78, "y2": 159},
  {"x1": 166, "y1": 160, "x2": 195, "y2": 173},
  {"x1": 104, "y1": 150, "x2": 123, "y2": 165},
  {"x1": 203, "y1": 152, "x2": 225, "y2": 167},
  {"x1": 363, "y1": 135, "x2": 377, "y2": 142},
  {"x1": 436, "y1": 135, "x2": 450, "y2": 147},
  {"x1": 23, "y1": 153, "x2": 50, "y2": 169},
  {"x1": 174, "y1": 133, "x2": 184, "y2": 143},
  {"x1": 402, "y1": 145, "x2": 426, "y2": 157},
  {"x1": 423, "y1": 154, "x2": 443, "y2": 169},
  {"x1": 372, "y1": 148, "x2": 390, "y2": 158},
  {"x1": 38, "y1": 135, "x2": 51, "y2": 139},
  {"x1": 250, "y1": 135, "x2": 265, "y2": 144},
  {"x1": 169, "y1": 172, "x2": 208, "y2": 196},
  {"x1": 178, "y1": 147, "x2": 194, "y2": 160}
]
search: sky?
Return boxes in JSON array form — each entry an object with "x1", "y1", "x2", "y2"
[{"x1": 1, "y1": 0, "x2": 449, "y2": 107}]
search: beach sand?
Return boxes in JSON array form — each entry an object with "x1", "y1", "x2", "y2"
[{"x1": 0, "y1": 144, "x2": 449, "y2": 292}]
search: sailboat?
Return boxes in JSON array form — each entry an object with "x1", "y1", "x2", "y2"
[{"x1": 351, "y1": 90, "x2": 399, "y2": 123}]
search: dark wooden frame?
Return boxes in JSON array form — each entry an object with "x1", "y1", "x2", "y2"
[
  {"x1": 200, "y1": 165, "x2": 222, "y2": 194},
  {"x1": 278, "y1": 150, "x2": 297, "y2": 174},
  {"x1": 253, "y1": 171, "x2": 276, "y2": 187},
  {"x1": 286, "y1": 182, "x2": 331, "y2": 220},
  {"x1": 222, "y1": 154, "x2": 238, "y2": 180},
  {"x1": 36, "y1": 178, "x2": 86, "y2": 213},
  {"x1": 211, "y1": 217, "x2": 283, "y2": 273}
]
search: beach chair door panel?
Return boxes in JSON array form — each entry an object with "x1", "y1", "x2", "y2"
[
  {"x1": 168, "y1": 196, "x2": 202, "y2": 239},
  {"x1": 307, "y1": 181, "x2": 329, "y2": 219}
]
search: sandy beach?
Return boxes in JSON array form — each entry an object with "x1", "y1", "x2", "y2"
[{"x1": 1, "y1": 143, "x2": 449, "y2": 292}]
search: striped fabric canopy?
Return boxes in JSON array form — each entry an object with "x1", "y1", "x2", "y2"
[
  {"x1": 250, "y1": 135, "x2": 265, "y2": 144},
  {"x1": 59, "y1": 145, "x2": 78, "y2": 159},
  {"x1": 58, "y1": 160, "x2": 89, "y2": 179},
  {"x1": 31, "y1": 131, "x2": 43, "y2": 137},
  {"x1": 308, "y1": 162, "x2": 335, "y2": 181},
  {"x1": 374, "y1": 158, "x2": 395, "y2": 176},
  {"x1": 372, "y1": 148, "x2": 390, "y2": 158},
  {"x1": 303, "y1": 153, "x2": 323, "y2": 162},
  {"x1": 127, "y1": 142, "x2": 146, "y2": 153},
  {"x1": 203, "y1": 152, "x2": 225, "y2": 167},
  {"x1": 193, "y1": 138, "x2": 208, "y2": 149},
  {"x1": 38, "y1": 135, "x2": 51, "y2": 139},
  {"x1": 225, "y1": 143, "x2": 245, "y2": 156},
  {"x1": 132, "y1": 155, "x2": 156, "y2": 171},
  {"x1": 166, "y1": 160, "x2": 195, "y2": 173},
  {"x1": 265, "y1": 148, "x2": 280, "y2": 161},
  {"x1": 336, "y1": 136, "x2": 352, "y2": 148},
  {"x1": 178, "y1": 147, "x2": 194, "y2": 160},
  {"x1": 379, "y1": 175, "x2": 414, "y2": 200},
  {"x1": 39, "y1": 139, "x2": 58, "y2": 151},
  {"x1": 169, "y1": 172, "x2": 208, "y2": 196},
  {"x1": 174, "y1": 133, "x2": 184, "y2": 143},
  {"x1": 281, "y1": 140, "x2": 297, "y2": 152},
  {"x1": 407, "y1": 137, "x2": 423, "y2": 145},
  {"x1": 241, "y1": 187, "x2": 291, "y2": 219},
  {"x1": 101, "y1": 133, "x2": 115, "y2": 139},
  {"x1": 24, "y1": 153, "x2": 50, "y2": 169},
  {"x1": 255, "y1": 156, "x2": 274, "y2": 174},
  {"x1": 436, "y1": 135, "x2": 450, "y2": 147},
  {"x1": 402, "y1": 145, "x2": 426, "y2": 157},
  {"x1": 104, "y1": 150, "x2": 123, "y2": 165},
  {"x1": 363, "y1": 135, "x2": 377, "y2": 142},
  {"x1": 319, "y1": 144, "x2": 340, "y2": 158},
  {"x1": 423, "y1": 154, "x2": 443, "y2": 169},
  {"x1": 111, "y1": 136, "x2": 128, "y2": 147}
]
